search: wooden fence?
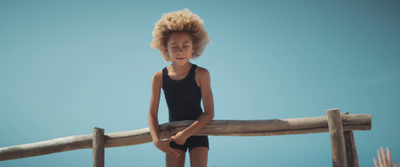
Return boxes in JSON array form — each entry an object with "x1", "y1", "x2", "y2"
[{"x1": 0, "y1": 108, "x2": 372, "y2": 167}]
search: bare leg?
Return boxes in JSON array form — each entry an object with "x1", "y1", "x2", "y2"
[
  {"x1": 189, "y1": 147, "x2": 208, "y2": 167},
  {"x1": 166, "y1": 149, "x2": 186, "y2": 167}
]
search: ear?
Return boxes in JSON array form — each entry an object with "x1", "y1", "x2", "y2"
[
  {"x1": 192, "y1": 44, "x2": 196, "y2": 54},
  {"x1": 164, "y1": 46, "x2": 169, "y2": 55}
]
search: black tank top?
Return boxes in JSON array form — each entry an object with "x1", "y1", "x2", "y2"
[{"x1": 162, "y1": 64, "x2": 203, "y2": 122}]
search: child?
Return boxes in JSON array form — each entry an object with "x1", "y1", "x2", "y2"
[{"x1": 148, "y1": 9, "x2": 214, "y2": 167}]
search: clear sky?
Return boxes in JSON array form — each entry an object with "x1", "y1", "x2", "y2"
[{"x1": 1, "y1": 1, "x2": 399, "y2": 166}]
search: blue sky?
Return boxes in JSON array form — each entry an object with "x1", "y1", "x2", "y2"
[{"x1": 1, "y1": 1, "x2": 399, "y2": 166}]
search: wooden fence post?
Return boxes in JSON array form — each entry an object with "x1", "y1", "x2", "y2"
[
  {"x1": 326, "y1": 108, "x2": 347, "y2": 167},
  {"x1": 93, "y1": 127, "x2": 104, "y2": 167},
  {"x1": 342, "y1": 112, "x2": 359, "y2": 167}
]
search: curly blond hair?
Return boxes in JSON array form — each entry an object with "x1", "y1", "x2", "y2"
[{"x1": 151, "y1": 9, "x2": 210, "y2": 62}]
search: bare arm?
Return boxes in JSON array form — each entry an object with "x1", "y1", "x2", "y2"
[
  {"x1": 148, "y1": 71, "x2": 162, "y2": 142},
  {"x1": 148, "y1": 71, "x2": 180, "y2": 157},
  {"x1": 172, "y1": 67, "x2": 215, "y2": 144}
]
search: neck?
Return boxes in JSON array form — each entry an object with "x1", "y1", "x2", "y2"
[{"x1": 170, "y1": 62, "x2": 192, "y2": 73}]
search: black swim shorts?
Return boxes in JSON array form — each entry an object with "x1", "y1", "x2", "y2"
[{"x1": 169, "y1": 136, "x2": 209, "y2": 152}]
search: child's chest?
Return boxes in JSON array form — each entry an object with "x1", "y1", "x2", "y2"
[{"x1": 167, "y1": 71, "x2": 189, "y2": 81}]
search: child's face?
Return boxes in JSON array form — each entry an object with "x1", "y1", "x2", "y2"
[{"x1": 165, "y1": 31, "x2": 195, "y2": 65}]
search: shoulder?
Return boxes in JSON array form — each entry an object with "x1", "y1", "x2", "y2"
[
  {"x1": 195, "y1": 66, "x2": 210, "y2": 79},
  {"x1": 195, "y1": 66, "x2": 211, "y2": 87},
  {"x1": 152, "y1": 70, "x2": 163, "y2": 87},
  {"x1": 152, "y1": 70, "x2": 163, "y2": 79}
]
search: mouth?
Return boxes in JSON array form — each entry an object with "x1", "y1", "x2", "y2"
[{"x1": 176, "y1": 57, "x2": 186, "y2": 60}]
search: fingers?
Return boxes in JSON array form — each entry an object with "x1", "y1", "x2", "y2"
[
  {"x1": 164, "y1": 149, "x2": 179, "y2": 157},
  {"x1": 170, "y1": 135, "x2": 186, "y2": 145},
  {"x1": 387, "y1": 148, "x2": 392, "y2": 167},
  {"x1": 166, "y1": 147, "x2": 180, "y2": 158},
  {"x1": 154, "y1": 138, "x2": 180, "y2": 158},
  {"x1": 166, "y1": 137, "x2": 174, "y2": 142},
  {"x1": 374, "y1": 147, "x2": 398, "y2": 167},
  {"x1": 164, "y1": 138, "x2": 180, "y2": 157},
  {"x1": 378, "y1": 149, "x2": 384, "y2": 167},
  {"x1": 381, "y1": 147, "x2": 388, "y2": 167},
  {"x1": 374, "y1": 158, "x2": 379, "y2": 167}
]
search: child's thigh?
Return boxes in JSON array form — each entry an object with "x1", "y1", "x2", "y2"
[
  {"x1": 189, "y1": 147, "x2": 208, "y2": 167},
  {"x1": 166, "y1": 149, "x2": 186, "y2": 167}
]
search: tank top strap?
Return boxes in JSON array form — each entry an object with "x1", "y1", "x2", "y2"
[
  {"x1": 188, "y1": 64, "x2": 197, "y2": 78},
  {"x1": 162, "y1": 67, "x2": 168, "y2": 79}
]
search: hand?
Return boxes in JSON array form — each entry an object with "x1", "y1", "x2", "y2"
[
  {"x1": 374, "y1": 147, "x2": 399, "y2": 167},
  {"x1": 153, "y1": 138, "x2": 180, "y2": 157},
  {"x1": 172, "y1": 131, "x2": 189, "y2": 145}
]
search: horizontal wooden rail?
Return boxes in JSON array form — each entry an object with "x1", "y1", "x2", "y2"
[{"x1": 0, "y1": 114, "x2": 371, "y2": 161}]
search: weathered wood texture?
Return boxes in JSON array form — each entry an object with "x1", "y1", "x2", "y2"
[
  {"x1": 344, "y1": 130, "x2": 358, "y2": 167},
  {"x1": 0, "y1": 114, "x2": 371, "y2": 161},
  {"x1": 326, "y1": 109, "x2": 347, "y2": 167},
  {"x1": 0, "y1": 134, "x2": 92, "y2": 161},
  {"x1": 93, "y1": 128, "x2": 104, "y2": 167},
  {"x1": 342, "y1": 112, "x2": 359, "y2": 167}
]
